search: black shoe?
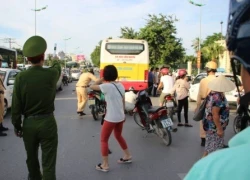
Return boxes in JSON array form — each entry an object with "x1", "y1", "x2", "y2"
[
  {"x1": 0, "y1": 123, "x2": 8, "y2": 131},
  {"x1": 77, "y1": 112, "x2": 86, "y2": 116},
  {"x1": 0, "y1": 131, "x2": 7, "y2": 136},
  {"x1": 201, "y1": 138, "x2": 205, "y2": 147}
]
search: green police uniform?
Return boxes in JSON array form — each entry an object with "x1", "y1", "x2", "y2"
[{"x1": 11, "y1": 36, "x2": 61, "y2": 180}]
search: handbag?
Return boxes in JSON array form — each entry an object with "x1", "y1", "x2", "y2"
[{"x1": 193, "y1": 97, "x2": 208, "y2": 122}]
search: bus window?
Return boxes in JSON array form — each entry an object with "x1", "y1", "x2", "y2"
[
  {"x1": 0, "y1": 46, "x2": 17, "y2": 69},
  {"x1": 106, "y1": 43, "x2": 144, "y2": 55}
]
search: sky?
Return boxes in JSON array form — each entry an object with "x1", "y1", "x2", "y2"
[{"x1": 0, "y1": 0, "x2": 229, "y2": 60}]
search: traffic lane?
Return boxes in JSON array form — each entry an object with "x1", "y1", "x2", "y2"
[{"x1": 0, "y1": 83, "x2": 238, "y2": 180}]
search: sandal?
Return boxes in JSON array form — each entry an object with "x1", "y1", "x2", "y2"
[
  {"x1": 177, "y1": 123, "x2": 183, "y2": 127},
  {"x1": 118, "y1": 158, "x2": 132, "y2": 164},
  {"x1": 95, "y1": 163, "x2": 109, "y2": 172},
  {"x1": 184, "y1": 124, "x2": 193, "y2": 127}
]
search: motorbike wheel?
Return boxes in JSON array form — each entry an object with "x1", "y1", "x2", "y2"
[
  {"x1": 156, "y1": 123, "x2": 172, "y2": 146},
  {"x1": 133, "y1": 112, "x2": 144, "y2": 128},
  {"x1": 91, "y1": 106, "x2": 99, "y2": 121},
  {"x1": 233, "y1": 115, "x2": 242, "y2": 134}
]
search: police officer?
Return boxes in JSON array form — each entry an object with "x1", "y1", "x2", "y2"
[
  {"x1": 11, "y1": 36, "x2": 61, "y2": 180},
  {"x1": 196, "y1": 61, "x2": 217, "y2": 146},
  {"x1": 0, "y1": 55, "x2": 8, "y2": 136},
  {"x1": 76, "y1": 68, "x2": 98, "y2": 116}
]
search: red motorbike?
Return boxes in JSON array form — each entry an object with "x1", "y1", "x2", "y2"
[
  {"x1": 133, "y1": 89, "x2": 177, "y2": 146},
  {"x1": 163, "y1": 94, "x2": 177, "y2": 120}
]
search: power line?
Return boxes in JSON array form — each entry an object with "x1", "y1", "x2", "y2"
[{"x1": 0, "y1": 38, "x2": 16, "y2": 48}]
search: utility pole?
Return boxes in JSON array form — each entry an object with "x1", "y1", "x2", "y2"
[
  {"x1": 220, "y1": 21, "x2": 223, "y2": 40},
  {"x1": 3, "y1": 38, "x2": 16, "y2": 48}
]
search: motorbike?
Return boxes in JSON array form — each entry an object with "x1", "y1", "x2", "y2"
[
  {"x1": 233, "y1": 104, "x2": 250, "y2": 134},
  {"x1": 87, "y1": 90, "x2": 106, "y2": 121},
  {"x1": 133, "y1": 89, "x2": 177, "y2": 146},
  {"x1": 163, "y1": 94, "x2": 177, "y2": 120},
  {"x1": 62, "y1": 74, "x2": 68, "y2": 86}
]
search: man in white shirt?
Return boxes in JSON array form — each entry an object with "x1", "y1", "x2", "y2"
[
  {"x1": 125, "y1": 87, "x2": 137, "y2": 112},
  {"x1": 157, "y1": 68, "x2": 174, "y2": 106}
]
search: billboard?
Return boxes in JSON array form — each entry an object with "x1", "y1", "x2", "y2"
[{"x1": 76, "y1": 55, "x2": 85, "y2": 62}]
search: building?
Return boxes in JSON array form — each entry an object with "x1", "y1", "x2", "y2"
[{"x1": 216, "y1": 40, "x2": 231, "y2": 73}]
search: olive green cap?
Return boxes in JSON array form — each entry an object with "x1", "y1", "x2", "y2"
[{"x1": 23, "y1": 36, "x2": 47, "y2": 57}]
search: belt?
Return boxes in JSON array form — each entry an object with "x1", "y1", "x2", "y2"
[
  {"x1": 25, "y1": 113, "x2": 53, "y2": 119},
  {"x1": 76, "y1": 86, "x2": 89, "y2": 88},
  {"x1": 201, "y1": 98, "x2": 205, "y2": 100}
]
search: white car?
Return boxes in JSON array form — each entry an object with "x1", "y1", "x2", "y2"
[
  {"x1": 0, "y1": 68, "x2": 20, "y2": 116},
  {"x1": 71, "y1": 69, "x2": 82, "y2": 81},
  {"x1": 189, "y1": 72, "x2": 242, "y2": 105}
]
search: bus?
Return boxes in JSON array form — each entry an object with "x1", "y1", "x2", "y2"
[
  {"x1": 0, "y1": 46, "x2": 17, "y2": 68},
  {"x1": 100, "y1": 39, "x2": 149, "y2": 91}
]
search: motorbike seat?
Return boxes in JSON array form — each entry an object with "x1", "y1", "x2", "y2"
[{"x1": 148, "y1": 106, "x2": 165, "y2": 113}]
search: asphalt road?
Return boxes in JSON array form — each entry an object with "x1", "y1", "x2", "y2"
[{"x1": 0, "y1": 81, "x2": 237, "y2": 180}]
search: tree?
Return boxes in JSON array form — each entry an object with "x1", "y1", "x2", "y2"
[
  {"x1": 138, "y1": 14, "x2": 185, "y2": 67},
  {"x1": 201, "y1": 42, "x2": 225, "y2": 62},
  {"x1": 120, "y1": 27, "x2": 139, "y2": 39},
  {"x1": 91, "y1": 41, "x2": 102, "y2": 67},
  {"x1": 202, "y1": 33, "x2": 225, "y2": 47},
  {"x1": 191, "y1": 37, "x2": 201, "y2": 53},
  {"x1": 13, "y1": 48, "x2": 25, "y2": 64},
  {"x1": 184, "y1": 55, "x2": 196, "y2": 63}
]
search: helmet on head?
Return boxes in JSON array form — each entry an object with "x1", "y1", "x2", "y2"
[
  {"x1": 226, "y1": 0, "x2": 250, "y2": 73},
  {"x1": 205, "y1": 61, "x2": 217, "y2": 72},
  {"x1": 129, "y1": 87, "x2": 134, "y2": 91},
  {"x1": 160, "y1": 68, "x2": 169, "y2": 75},
  {"x1": 226, "y1": 0, "x2": 250, "y2": 51},
  {"x1": 178, "y1": 69, "x2": 187, "y2": 77}
]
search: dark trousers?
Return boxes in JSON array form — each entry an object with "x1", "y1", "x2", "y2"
[
  {"x1": 23, "y1": 116, "x2": 58, "y2": 180},
  {"x1": 177, "y1": 97, "x2": 189, "y2": 124},
  {"x1": 148, "y1": 82, "x2": 153, "y2": 95},
  {"x1": 153, "y1": 83, "x2": 158, "y2": 96}
]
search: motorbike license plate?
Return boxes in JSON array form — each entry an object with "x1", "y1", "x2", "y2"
[
  {"x1": 161, "y1": 118, "x2": 173, "y2": 128},
  {"x1": 88, "y1": 99, "x2": 95, "y2": 105},
  {"x1": 166, "y1": 101, "x2": 174, "y2": 107}
]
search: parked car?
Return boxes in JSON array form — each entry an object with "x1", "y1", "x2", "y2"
[
  {"x1": 71, "y1": 69, "x2": 81, "y2": 81},
  {"x1": 189, "y1": 72, "x2": 242, "y2": 105},
  {"x1": 0, "y1": 68, "x2": 20, "y2": 116}
]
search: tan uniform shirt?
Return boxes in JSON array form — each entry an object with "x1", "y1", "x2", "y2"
[
  {"x1": 196, "y1": 74, "x2": 216, "y2": 106},
  {"x1": 76, "y1": 72, "x2": 98, "y2": 87}
]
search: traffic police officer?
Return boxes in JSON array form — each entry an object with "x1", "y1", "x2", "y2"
[
  {"x1": 0, "y1": 54, "x2": 8, "y2": 136},
  {"x1": 11, "y1": 36, "x2": 61, "y2": 180},
  {"x1": 76, "y1": 68, "x2": 97, "y2": 116},
  {"x1": 196, "y1": 61, "x2": 217, "y2": 146}
]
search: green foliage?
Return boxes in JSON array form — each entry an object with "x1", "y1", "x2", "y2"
[
  {"x1": 90, "y1": 14, "x2": 185, "y2": 68},
  {"x1": 91, "y1": 43, "x2": 101, "y2": 67},
  {"x1": 202, "y1": 33, "x2": 225, "y2": 47},
  {"x1": 120, "y1": 27, "x2": 139, "y2": 39},
  {"x1": 138, "y1": 14, "x2": 185, "y2": 67},
  {"x1": 202, "y1": 42, "x2": 225, "y2": 61}
]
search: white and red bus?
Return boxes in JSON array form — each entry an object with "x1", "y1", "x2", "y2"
[{"x1": 100, "y1": 39, "x2": 149, "y2": 91}]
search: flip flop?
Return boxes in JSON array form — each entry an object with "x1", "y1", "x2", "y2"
[
  {"x1": 118, "y1": 158, "x2": 132, "y2": 164},
  {"x1": 95, "y1": 163, "x2": 109, "y2": 172}
]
